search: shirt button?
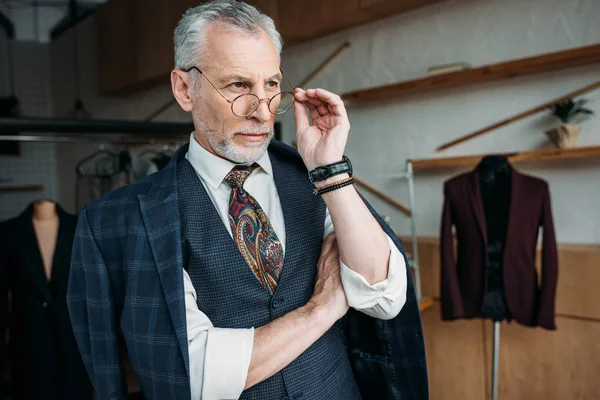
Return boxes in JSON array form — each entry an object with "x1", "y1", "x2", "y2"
[{"x1": 42, "y1": 302, "x2": 48, "y2": 308}]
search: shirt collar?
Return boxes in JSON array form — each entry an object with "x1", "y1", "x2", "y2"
[{"x1": 186, "y1": 132, "x2": 273, "y2": 191}]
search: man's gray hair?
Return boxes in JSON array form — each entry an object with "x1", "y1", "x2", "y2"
[{"x1": 173, "y1": 0, "x2": 283, "y2": 71}]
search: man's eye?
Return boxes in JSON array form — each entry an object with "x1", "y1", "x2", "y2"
[
  {"x1": 231, "y1": 82, "x2": 247, "y2": 89},
  {"x1": 267, "y1": 81, "x2": 279, "y2": 89}
]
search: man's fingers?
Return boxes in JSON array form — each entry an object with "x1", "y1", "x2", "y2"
[
  {"x1": 304, "y1": 101, "x2": 322, "y2": 121},
  {"x1": 317, "y1": 104, "x2": 329, "y2": 116},
  {"x1": 303, "y1": 98, "x2": 328, "y2": 118},
  {"x1": 296, "y1": 89, "x2": 334, "y2": 110},
  {"x1": 293, "y1": 101, "x2": 310, "y2": 132},
  {"x1": 320, "y1": 233, "x2": 337, "y2": 257},
  {"x1": 305, "y1": 88, "x2": 347, "y2": 119}
]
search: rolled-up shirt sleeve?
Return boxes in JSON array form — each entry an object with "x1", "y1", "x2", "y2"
[
  {"x1": 340, "y1": 235, "x2": 407, "y2": 320},
  {"x1": 324, "y1": 208, "x2": 407, "y2": 320},
  {"x1": 184, "y1": 269, "x2": 254, "y2": 400}
]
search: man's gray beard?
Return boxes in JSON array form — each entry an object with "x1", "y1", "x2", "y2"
[{"x1": 197, "y1": 118, "x2": 274, "y2": 165}]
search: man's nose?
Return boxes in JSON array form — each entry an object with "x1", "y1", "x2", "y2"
[{"x1": 248, "y1": 97, "x2": 271, "y2": 123}]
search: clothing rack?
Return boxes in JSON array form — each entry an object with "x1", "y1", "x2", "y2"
[
  {"x1": 405, "y1": 157, "x2": 506, "y2": 400},
  {"x1": 0, "y1": 134, "x2": 188, "y2": 145},
  {"x1": 397, "y1": 160, "x2": 422, "y2": 301}
]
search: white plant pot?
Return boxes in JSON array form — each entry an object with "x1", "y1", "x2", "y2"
[{"x1": 545, "y1": 123, "x2": 580, "y2": 149}]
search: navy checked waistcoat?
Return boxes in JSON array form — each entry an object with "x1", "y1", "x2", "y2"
[{"x1": 177, "y1": 149, "x2": 361, "y2": 400}]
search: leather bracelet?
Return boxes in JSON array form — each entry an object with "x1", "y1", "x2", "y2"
[{"x1": 314, "y1": 178, "x2": 354, "y2": 196}]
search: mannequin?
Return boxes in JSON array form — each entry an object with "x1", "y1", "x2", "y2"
[
  {"x1": 476, "y1": 155, "x2": 512, "y2": 322},
  {"x1": 32, "y1": 200, "x2": 59, "y2": 281},
  {"x1": 441, "y1": 154, "x2": 559, "y2": 400},
  {"x1": 477, "y1": 155, "x2": 513, "y2": 400}
]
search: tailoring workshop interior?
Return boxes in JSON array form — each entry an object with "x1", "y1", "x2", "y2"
[{"x1": 1, "y1": 0, "x2": 599, "y2": 399}]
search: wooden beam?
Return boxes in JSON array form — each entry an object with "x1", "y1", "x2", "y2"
[
  {"x1": 436, "y1": 80, "x2": 600, "y2": 151},
  {"x1": 298, "y1": 41, "x2": 351, "y2": 88},
  {"x1": 290, "y1": 140, "x2": 412, "y2": 216},
  {"x1": 341, "y1": 43, "x2": 600, "y2": 102},
  {"x1": 354, "y1": 177, "x2": 412, "y2": 216},
  {"x1": 411, "y1": 144, "x2": 600, "y2": 170}
]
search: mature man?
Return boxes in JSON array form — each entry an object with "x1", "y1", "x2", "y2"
[{"x1": 67, "y1": 1, "x2": 427, "y2": 399}]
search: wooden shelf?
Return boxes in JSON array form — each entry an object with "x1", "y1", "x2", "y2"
[
  {"x1": 411, "y1": 145, "x2": 600, "y2": 170},
  {"x1": 0, "y1": 184, "x2": 44, "y2": 192},
  {"x1": 419, "y1": 297, "x2": 433, "y2": 312},
  {"x1": 341, "y1": 43, "x2": 600, "y2": 101}
]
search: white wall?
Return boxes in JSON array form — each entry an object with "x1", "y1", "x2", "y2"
[
  {"x1": 279, "y1": 0, "x2": 600, "y2": 244},
  {"x1": 0, "y1": 0, "x2": 107, "y2": 43},
  {"x1": 0, "y1": 32, "x2": 58, "y2": 221},
  {"x1": 49, "y1": 15, "x2": 190, "y2": 214}
]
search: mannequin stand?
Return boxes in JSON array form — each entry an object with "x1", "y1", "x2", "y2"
[{"x1": 491, "y1": 321, "x2": 500, "y2": 400}]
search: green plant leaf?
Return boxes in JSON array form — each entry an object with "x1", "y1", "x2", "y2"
[{"x1": 574, "y1": 109, "x2": 594, "y2": 116}]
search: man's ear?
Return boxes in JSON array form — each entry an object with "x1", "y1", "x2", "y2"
[{"x1": 171, "y1": 70, "x2": 194, "y2": 112}]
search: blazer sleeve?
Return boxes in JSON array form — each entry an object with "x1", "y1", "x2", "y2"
[
  {"x1": 537, "y1": 183, "x2": 559, "y2": 330},
  {"x1": 440, "y1": 183, "x2": 463, "y2": 319},
  {"x1": 67, "y1": 208, "x2": 128, "y2": 400}
]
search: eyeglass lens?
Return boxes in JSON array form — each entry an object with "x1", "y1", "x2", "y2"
[{"x1": 232, "y1": 92, "x2": 295, "y2": 117}]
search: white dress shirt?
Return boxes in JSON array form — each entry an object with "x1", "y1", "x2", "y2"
[{"x1": 183, "y1": 133, "x2": 407, "y2": 400}]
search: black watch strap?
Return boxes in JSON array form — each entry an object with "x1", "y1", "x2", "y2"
[{"x1": 308, "y1": 156, "x2": 353, "y2": 183}]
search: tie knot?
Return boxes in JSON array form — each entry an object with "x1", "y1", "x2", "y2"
[{"x1": 225, "y1": 164, "x2": 258, "y2": 188}]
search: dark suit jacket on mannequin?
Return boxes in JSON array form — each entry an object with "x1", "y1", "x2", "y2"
[
  {"x1": 0, "y1": 202, "x2": 92, "y2": 400},
  {"x1": 440, "y1": 164, "x2": 559, "y2": 330}
]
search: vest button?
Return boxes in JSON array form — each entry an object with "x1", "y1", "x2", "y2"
[
  {"x1": 281, "y1": 396, "x2": 290, "y2": 400},
  {"x1": 42, "y1": 302, "x2": 48, "y2": 308},
  {"x1": 272, "y1": 299, "x2": 280, "y2": 309}
]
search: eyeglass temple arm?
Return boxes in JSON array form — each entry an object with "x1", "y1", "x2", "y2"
[
  {"x1": 281, "y1": 70, "x2": 297, "y2": 92},
  {"x1": 181, "y1": 66, "x2": 233, "y2": 104},
  {"x1": 184, "y1": 66, "x2": 296, "y2": 98}
]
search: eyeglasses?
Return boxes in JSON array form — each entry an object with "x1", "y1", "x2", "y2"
[{"x1": 181, "y1": 66, "x2": 296, "y2": 117}]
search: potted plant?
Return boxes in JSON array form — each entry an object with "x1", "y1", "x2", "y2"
[{"x1": 546, "y1": 98, "x2": 595, "y2": 148}]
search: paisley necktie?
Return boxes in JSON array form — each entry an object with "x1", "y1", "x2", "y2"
[{"x1": 225, "y1": 164, "x2": 284, "y2": 294}]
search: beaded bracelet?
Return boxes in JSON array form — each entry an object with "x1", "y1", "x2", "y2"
[
  {"x1": 311, "y1": 177, "x2": 353, "y2": 195},
  {"x1": 314, "y1": 178, "x2": 355, "y2": 196},
  {"x1": 316, "y1": 176, "x2": 354, "y2": 191}
]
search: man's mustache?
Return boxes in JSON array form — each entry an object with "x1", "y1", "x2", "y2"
[{"x1": 234, "y1": 127, "x2": 274, "y2": 135}]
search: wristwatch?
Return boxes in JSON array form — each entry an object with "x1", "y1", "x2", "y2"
[{"x1": 308, "y1": 156, "x2": 353, "y2": 184}]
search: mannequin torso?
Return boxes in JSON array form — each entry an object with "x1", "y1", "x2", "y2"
[
  {"x1": 32, "y1": 200, "x2": 59, "y2": 281},
  {"x1": 477, "y1": 156, "x2": 512, "y2": 322}
]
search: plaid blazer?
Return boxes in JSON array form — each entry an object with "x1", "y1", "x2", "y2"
[{"x1": 67, "y1": 141, "x2": 428, "y2": 400}]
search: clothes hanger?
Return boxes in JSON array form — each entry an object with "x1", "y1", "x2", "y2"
[{"x1": 75, "y1": 145, "x2": 118, "y2": 177}]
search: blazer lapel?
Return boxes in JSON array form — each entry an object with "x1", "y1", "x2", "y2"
[
  {"x1": 50, "y1": 207, "x2": 76, "y2": 297},
  {"x1": 469, "y1": 170, "x2": 488, "y2": 245},
  {"x1": 504, "y1": 168, "x2": 520, "y2": 252},
  {"x1": 137, "y1": 146, "x2": 189, "y2": 374},
  {"x1": 18, "y1": 206, "x2": 53, "y2": 301}
]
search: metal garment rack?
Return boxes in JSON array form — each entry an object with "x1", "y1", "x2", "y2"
[
  {"x1": 398, "y1": 160, "x2": 422, "y2": 301},
  {"x1": 406, "y1": 158, "x2": 500, "y2": 400},
  {"x1": 0, "y1": 134, "x2": 187, "y2": 145}
]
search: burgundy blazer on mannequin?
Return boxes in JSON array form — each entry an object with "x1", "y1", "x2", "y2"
[{"x1": 440, "y1": 168, "x2": 558, "y2": 330}]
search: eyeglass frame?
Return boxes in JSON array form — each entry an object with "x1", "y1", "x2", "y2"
[{"x1": 181, "y1": 66, "x2": 297, "y2": 117}]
